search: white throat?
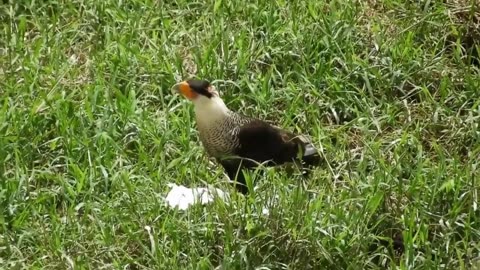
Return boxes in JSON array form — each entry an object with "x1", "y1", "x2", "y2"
[{"x1": 193, "y1": 96, "x2": 230, "y2": 128}]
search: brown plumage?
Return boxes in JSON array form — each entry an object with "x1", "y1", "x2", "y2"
[{"x1": 172, "y1": 79, "x2": 322, "y2": 194}]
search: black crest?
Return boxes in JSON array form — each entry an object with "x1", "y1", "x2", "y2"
[{"x1": 187, "y1": 79, "x2": 213, "y2": 98}]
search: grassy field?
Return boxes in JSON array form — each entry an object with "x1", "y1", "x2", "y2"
[{"x1": 1, "y1": 0, "x2": 479, "y2": 269}]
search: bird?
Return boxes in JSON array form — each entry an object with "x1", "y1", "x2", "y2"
[{"x1": 171, "y1": 79, "x2": 322, "y2": 194}]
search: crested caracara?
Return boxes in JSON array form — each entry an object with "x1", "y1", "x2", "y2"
[{"x1": 172, "y1": 79, "x2": 321, "y2": 194}]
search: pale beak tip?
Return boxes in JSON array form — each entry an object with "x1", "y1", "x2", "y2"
[{"x1": 171, "y1": 83, "x2": 180, "y2": 95}]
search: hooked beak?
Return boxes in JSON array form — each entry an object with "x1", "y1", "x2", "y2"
[{"x1": 171, "y1": 81, "x2": 198, "y2": 100}]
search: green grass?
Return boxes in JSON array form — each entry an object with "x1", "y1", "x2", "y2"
[{"x1": 1, "y1": 0, "x2": 479, "y2": 269}]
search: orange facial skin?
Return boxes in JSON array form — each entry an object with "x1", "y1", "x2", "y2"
[{"x1": 176, "y1": 81, "x2": 198, "y2": 100}]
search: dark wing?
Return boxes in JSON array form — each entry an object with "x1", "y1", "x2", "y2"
[{"x1": 235, "y1": 120, "x2": 317, "y2": 166}]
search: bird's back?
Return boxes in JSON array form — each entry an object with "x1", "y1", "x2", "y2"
[{"x1": 198, "y1": 109, "x2": 321, "y2": 168}]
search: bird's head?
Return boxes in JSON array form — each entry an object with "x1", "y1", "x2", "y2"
[
  {"x1": 171, "y1": 79, "x2": 220, "y2": 103},
  {"x1": 171, "y1": 79, "x2": 229, "y2": 121}
]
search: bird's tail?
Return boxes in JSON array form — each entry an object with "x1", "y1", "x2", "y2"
[
  {"x1": 301, "y1": 142, "x2": 322, "y2": 167},
  {"x1": 295, "y1": 135, "x2": 322, "y2": 167}
]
